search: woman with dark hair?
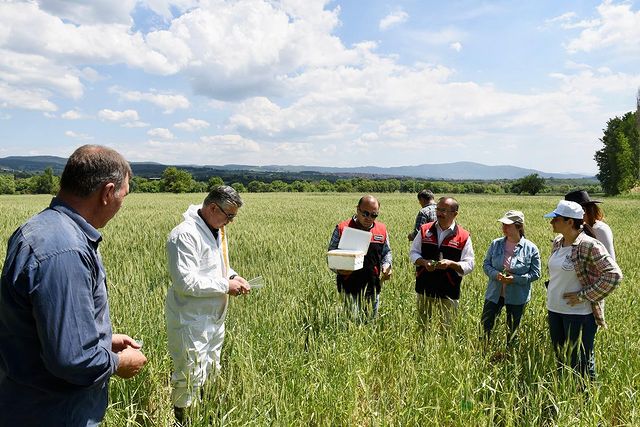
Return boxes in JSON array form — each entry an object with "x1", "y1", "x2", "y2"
[
  {"x1": 544, "y1": 200, "x2": 622, "y2": 378},
  {"x1": 481, "y1": 210, "x2": 540, "y2": 348},
  {"x1": 565, "y1": 189, "x2": 615, "y2": 260}
]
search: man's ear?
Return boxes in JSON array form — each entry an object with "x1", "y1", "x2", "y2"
[{"x1": 100, "y1": 182, "x2": 116, "y2": 206}]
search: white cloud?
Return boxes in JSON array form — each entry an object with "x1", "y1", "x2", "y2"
[
  {"x1": 378, "y1": 120, "x2": 407, "y2": 138},
  {"x1": 61, "y1": 109, "x2": 85, "y2": 120},
  {"x1": 200, "y1": 134, "x2": 261, "y2": 152},
  {"x1": 174, "y1": 118, "x2": 210, "y2": 132},
  {"x1": 379, "y1": 10, "x2": 409, "y2": 31},
  {"x1": 98, "y1": 108, "x2": 148, "y2": 127},
  {"x1": 65, "y1": 130, "x2": 93, "y2": 140},
  {"x1": 544, "y1": 12, "x2": 578, "y2": 26},
  {"x1": 562, "y1": 1, "x2": 640, "y2": 54},
  {"x1": 550, "y1": 67, "x2": 640, "y2": 96},
  {"x1": 0, "y1": 49, "x2": 84, "y2": 100},
  {"x1": 140, "y1": 0, "x2": 200, "y2": 20},
  {"x1": 228, "y1": 95, "x2": 357, "y2": 140},
  {"x1": 0, "y1": 81, "x2": 57, "y2": 112},
  {"x1": 147, "y1": 127, "x2": 175, "y2": 139},
  {"x1": 146, "y1": 0, "x2": 353, "y2": 100},
  {"x1": 450, "y1": 42, "x2": 462, "y2": 52},
  {"x1": 408, "y1": 27, "x2": 466, "y2": 46},
  {"x1": 360, "y1": 132, "x2": 378, "y2": 141},
  {"x1": 122, "y1": 121, "x2": 150, "y2": 128},
  {"x1": 0, "y1": 2, "x2": 185, "y2": 76},
  {"x1": 98, "y1": 108, "x2": 140, "y2": 122},
  {"x1": 37, "y1": 0, "x2": 137, "y2": 25},
  {"x1": 109, "y1": 86, "x2": 190, "y2": 113},
  {"x1": 79, "y1": 67, "x2": 103, "y2": 82},
  {"x1": 0, "y1": 1, "x2": 355, "y2": 105}
]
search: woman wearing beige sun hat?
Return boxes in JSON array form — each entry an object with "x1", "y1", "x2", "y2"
[{"x1": 481, "y1": 210, "x2": 541, "y2": 349}]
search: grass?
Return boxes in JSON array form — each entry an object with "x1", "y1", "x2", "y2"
[{"x1": 0, "y1": 192, "x2": 639, "y2": 426}]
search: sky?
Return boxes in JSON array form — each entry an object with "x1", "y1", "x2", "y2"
[{"x1": 1, "y1": 0, "x2": 639, "y2": 174}]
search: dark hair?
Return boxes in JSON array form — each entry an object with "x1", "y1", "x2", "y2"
[
  {"x1": 60, "y1": 145, "x2": 132, "y2": 197},
  {"x1": 562, "y1": 216, "x2": 596, "y2": 238},
  {"x1": 438, "y1": 196, "x2": 459, "y2": 212},
  {"x1": 582, "y1": 203, "x2": 604, "y2": 226},
  {"x1": 417, "y1": 189, "x2": 434, "y2": 202},
  {"x1": 204, "y1": 185, "x2": 243, "y2": 209},
  {"x1": 514, "y1": 223, "x2": 526, "y2": 238}
]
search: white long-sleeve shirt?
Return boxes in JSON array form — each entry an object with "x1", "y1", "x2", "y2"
[{"x1": 409, "y1": 221, "x2": 475, "y2": 276}]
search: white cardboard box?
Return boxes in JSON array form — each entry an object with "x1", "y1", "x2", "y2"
[
  {"x1": 327, "y1": 227, "x2": 372, "y2": 271},
  {"x1": 327, "y1": 249, "x2": 365, "y2": 270}
]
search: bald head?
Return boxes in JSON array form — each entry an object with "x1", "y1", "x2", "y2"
[
  {"x1": 358, "y1": 195, "x2": 379, "y2": 209},
  {"x1": 356, "y1": 195, "x2": 380, "y2": 228}
]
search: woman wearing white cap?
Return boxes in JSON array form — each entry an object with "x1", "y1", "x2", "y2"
[
  {"x1": 544, "y1": 200, "x2": 623, "y2": 378},
  {"x1": 481, "y1": 210, "x2": 541, "y2": 350}
]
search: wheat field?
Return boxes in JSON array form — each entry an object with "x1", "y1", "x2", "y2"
[{"x1": 1, "y1": 193, "x2": 639, "y2": 426}]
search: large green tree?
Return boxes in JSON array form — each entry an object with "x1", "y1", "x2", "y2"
[
  {"x1": 0, "y1": 174, "x2": 16, "y2": 195},
  {"x1": 31, "y1": 167, "x2": 59, "y2": 194},
  {"x1": 511, "y1": 173, "x2": 545, "y2": 195},
  {"x1": 207, "y1": 176, "x2": 225, "y2": 191},
  {"x1": 161, "y1": 167, "x2": 194, "y2": 193},
  {"x1": 594, "y1": 111, "x2": 639, "y2": 195}
]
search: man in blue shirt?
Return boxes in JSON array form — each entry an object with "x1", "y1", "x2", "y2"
[{"x1": 0, "y1": 145, "x2": 147, "y2": 426}]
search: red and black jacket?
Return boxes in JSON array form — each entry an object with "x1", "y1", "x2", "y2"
[
  {"x1": 335, "y1": 218, "x2": 387, "y2": 297},
  {"x1": 415, "y1": 221, "x2": 470, "y2": 299}
]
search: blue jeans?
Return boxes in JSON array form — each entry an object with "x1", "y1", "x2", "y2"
[
  {"x1": 481, "y1": 297, "x2": 525, "y2": 345},
  {"x1": 547, "y1": 311, "x2": 598, "y2": 379}
]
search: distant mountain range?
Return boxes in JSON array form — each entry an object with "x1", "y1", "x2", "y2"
[
  {"x1": 0, "y1": 155, "x2": 594, "y2": 181},
  {"x1": 212, "y1": 162, "x2": 592, "y2": 180}
]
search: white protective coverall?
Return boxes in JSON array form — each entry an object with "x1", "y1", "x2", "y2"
[{"x1": 165, "y1": 204, "x2": 236, "y2": 408}]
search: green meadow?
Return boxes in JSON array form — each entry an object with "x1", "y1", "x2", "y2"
[{"x1": 1, "y1": 193, "x2": 639, "y2": 426}]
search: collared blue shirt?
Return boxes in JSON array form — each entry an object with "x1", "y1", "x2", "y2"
[
  {"x1": 483, "y1": 236, "x2": 541, "y2": 305},
  {"x1": 0, "y1": 198, "x2": 119, "y2": 426}
]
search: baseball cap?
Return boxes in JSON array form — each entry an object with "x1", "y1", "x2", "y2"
[
  {"x1": 543, "y1": 200, "x2": 584, "y2": 219},
  {"x1": 498, "y1": 210, "x2": 524, "y2": 224}
]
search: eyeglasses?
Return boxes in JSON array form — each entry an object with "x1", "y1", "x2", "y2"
[
  {"x1": 436, "y1": 208, "x2": 457, "y2": 213},
  {"x1": 215, "y1": 203, "x2": 237, "y2": 221},
  {"x1": 358, "y1": 208, "x2": 379, "y2": 219}
]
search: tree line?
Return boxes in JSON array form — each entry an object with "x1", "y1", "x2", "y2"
[{"x1": 0, "y1": 165, "x2": 599, "y2": 196}]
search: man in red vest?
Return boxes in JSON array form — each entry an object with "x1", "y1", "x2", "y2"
[
  {"x1": 409, "y1": 196, "x2": 475, "y2": 329},
  {"x1": 328, "y1": 195, "x2": 392, "y2": 319}
]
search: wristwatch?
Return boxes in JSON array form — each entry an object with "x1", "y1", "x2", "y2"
[{"x1": 229, "y1": 274, "x2": 237, "y2": 280}]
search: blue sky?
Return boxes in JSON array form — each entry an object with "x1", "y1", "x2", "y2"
[{"x1": 1, "y1": 0, "x2": 639, "y2": 174}]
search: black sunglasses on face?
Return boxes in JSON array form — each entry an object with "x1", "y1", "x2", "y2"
[{"x1": 358, "y1": 208, "x2": 379, "y2": 219}]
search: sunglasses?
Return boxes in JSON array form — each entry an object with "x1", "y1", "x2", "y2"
[
  {"x1": 215, "y1": 203, "x2": 237, "y2": 221},
  {"x1": 436, "y1": 208, "x2": 457, "y2": 214},
  {"x1": 358, "y1": 208, "x2": 379, "y2": 219}
]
